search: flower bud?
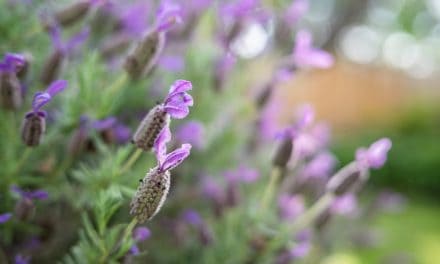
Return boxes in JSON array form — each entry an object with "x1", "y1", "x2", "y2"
[
  {"x1": 272, "y1": 138, "x2": 293, "y2": 168},
  {"x1": 14, "y1": 198, "x2": 35, "y2": 222},
  {"x1": 54, "y1": 1, "x2": 91, "y2": 27},
  {"x1": 0, "y1": 71, "x2": 22, "y2": 110},
  {"x1": 132, "y1": 105, "x2": 170, "y2": 151},
  {"x1": 40, "y1": 50, "x2": 64, "y2": 86},
  {"x1": 326, "y1": 170, "x2": 362, "y2": 196},
  {"x1": 130, "y1": 167, "x2": 171, "y2": 223},
  {"x1": 124, "y1": 31, "x2": 165, "y2": 79},
  {"x1": 21, "y1": 112, "x2": 46, "y2": 147}
]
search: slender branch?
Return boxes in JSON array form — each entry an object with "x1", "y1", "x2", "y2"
[{"x1": 120, "y1": 148, "x2": 143, "y2": 174}]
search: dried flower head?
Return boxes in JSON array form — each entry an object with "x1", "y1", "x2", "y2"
[
  {"x1": 132, "y1": 80, "x2": 193, "y2": 151},
  {"x1": 21, "y1": 80, "x2": 67, "y2": 147}
]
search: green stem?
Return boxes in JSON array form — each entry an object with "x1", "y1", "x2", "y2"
[
  {"x1": 260, "y1": 167, "x2": 282, "y2": 213},
  {"x1": 107, "y1": 74, "x2": 128, "y2": 96},
  {"x1": 289, "y1": 192, "x2": 335, "y2": 232},
  {"x1": 12, "y1": 148, "x2": 32, "y2": 176},
  {"x1": 120, "y1": 148, "x2": 143, "y2": 174}
]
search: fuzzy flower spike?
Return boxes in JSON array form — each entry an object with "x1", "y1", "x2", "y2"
[
  {"x1": 40, "y1": 25, "x2": 89, "y2": 85},
  {"x1": 21, "y1": 80, "x2": 67, "y2": 147},
  {"x1": 124, "y1": 3, "x2": 183, "y2": 79},
  {"x1": 130, "y1": 125, "x2": 192, "y2": 223},
  {"x1": 132, "y1": 79, "x2": 193, "y2": 151},
  {"x1": 0, "y1": 53, "x2": 26, "y2": 110}
]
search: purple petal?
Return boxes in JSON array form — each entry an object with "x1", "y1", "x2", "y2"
[
  {"x1": 301, "y1": 152, "x2": 336, "y2": 179},
  {"x1": 175, "y1": 121, "x2": 205, "y2": 149},
  {"x1": 164, "y1": 104, "x2": 189, "y2": 119},
  {"x1": 14, "y1": 255, "x2": 30, "y2": 264},
  {"x1": 0, "y1": 213, "x2": 12, "y2": 224},
  {"x1": 133, "y1": 227, "x2": 151, "y2": 242},
  {"x1": 168, "y1": 79, "x2": 193, "y2": 96},
  {"x1": 129, "y1": 244, "x2": 140, "y2": 255},
  {"x1": 239, "y1": 166, "x2": 260, "y2": 183},
  {"x1": 293, "y1": 30, "x2": 334, "y2": 69},
  {"x1": 92, "y1": 117, "x2": 117, "y2": 131},
  {"x1": 49, "y1": 24, "x2": 63, "y2": 50},
  {"x1": 182, "y1": 209, "x2": 202, "y2": 226},
  {"x1": 278, "y1": 194, "x2": 304, "y2": 221},
  {"x1": 114, "y1": 124, "x2": 132, "y2": 144},
  {"x1": 284, "y1": 0, "x2": 309, "y2": 25},
  {"x1": 32, "y1": 92, "x2": 51, "y2": 112},
  {"x1": 159, "y1": 144, "x2": 191, "y2": 172},
  {"x1": 11, "y1": 185, "x2": 25, "y2": 196},
  {"x1": 28, "y1": 190, "x2": 49, "y2": 200},
  {"x1": 118, "y1": 2, "x2": 151, "y2": 36},
  {"x1": 66, "y1": 28, "x2": 90, "y2": 52},
  {"x1": 154, "y1": 125, "x2": 171, "y2": 163},
  {"x1": 356, "y1": 138, "x2": 392, "y2": 169},
  {"x1": 4, "y1": 53, "x2": 26, "y2": 72},
  {"x1": 156, "y1": 2, "x2": 183, "y2": 32},
  {"x1": 289, "y1": 240, "x2": 310, "y2": 259},
  {"x1": 331, "y1": 194, "x2": 358, "y2": 216},
  {"x1": 46, "y1": 79, "x2": 68, "y2": 97},
  {"x1": 158, "y1": 55, "x2": 185, "y2": 72}
]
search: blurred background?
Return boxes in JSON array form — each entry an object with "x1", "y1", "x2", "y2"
[
  {"x1": 1, "y1": 0, "x2": 440, "y2": 263},
  {"x1": 264, "y1": 0, "x2": 440, "y2": 262}
]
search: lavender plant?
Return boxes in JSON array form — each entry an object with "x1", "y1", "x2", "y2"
[{"x1": 0, "y1": 0, "x2": 398, "y2": 263}]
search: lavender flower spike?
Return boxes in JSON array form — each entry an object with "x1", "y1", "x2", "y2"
[
  {"x1": 40, "y1": 25, "x2": 89, "y2": 85},
  {"x1": 21, "y1": 80, "x2": 67, "y2": 147},
  {"x1": 124, "y1": 3, "x2": 183, "y2": 78},
  {"x1": 0, "y1": 53, "x2": 26, "y2": 110},
  {"x1": 11, "y1": 185, "x2": 48, "y2": 221},
  {"x1": 132, "y1": 80, "x2": 193, "y2": 151},
  {"x1": 130, "y1": 125, "x2": 192, "y2": 223}
]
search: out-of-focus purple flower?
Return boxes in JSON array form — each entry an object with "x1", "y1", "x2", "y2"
[
  {"x1": 182, "y1": 209, "x2": 202, "y2": 226},
  {"x1": 0, "y1": 53, "x2": 26, "y2": 73},
  {"x1": 290, "y1": 229, "x2": 311, "y2": 259},
  {"x1": 292, "y1": 30, "x2": 334, "y2": 69},
  {"x1": 278, "y1": 194, "x2": 304, "y2": 221},
  {"x1": 14, "y1": 255, "x2": 30, "y2": 264},
  {"x1": 133, "y1": 227, "x2": 151, "y2": 242},
  {"x1": 356, "y1": 138, "x2": 392, "y2": 170},
  {"x1": 376, "y1": 190, "x2": 406, "y2": 213},
  {"x1": 301, "y1": 151, "x2": 336, "y2": 180},
  {"x1": 156, "y1": 1, "x2": 183, "y2": 32},
  {"x1": 11, "y1": 185, "x2": 49, "y2": 200},
  {"x1": 258, "y1": 99, "x2": 283, "y2": 140},
  {"x1": 331, "y1": 194, "x2": 358, "y2": 217},
  {"x1": 158, "y1": 55, "x2": 185, "y2": 72},
  {"x1": 293, "y1": 122, "x2": 331, "y2": 160},
  {"x1": 31, "y1": 80, "x2": 67, "y2": 114},
  {"x1": 0, "y1": 213, "x2": 12, "y2": 224},
  {"x1": 283, "y1": 0, "x2": 308, "y2": 25},
  {"x1": 117, "y1": 2, "x2": 151, "y2": 36},
  {"x1": 92, "y1": 117, "x2": 132, "y2": 144},
  {"x1": 277, "y1": 104, "x2": 315, "y2": 140},
  {"x1": 175, "y1": 121, "x2": 205, "y2": 150},
  {"x1": 224, "y1": 165, "x2": 260, "y2": 184},
  {"x1": 201, "y1": 176, "x2": 224, "y2": 201},
  {"x1": 49, "y1": 25, "x2": 89, "y2": 55},
  {"x1": 213, "y1": 52, "x2": 236, "y2": 92},
  {"x1": 130, "y1": 226, "x2": 151, "y2": 255}
]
